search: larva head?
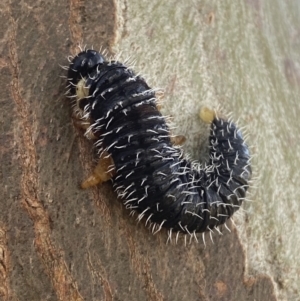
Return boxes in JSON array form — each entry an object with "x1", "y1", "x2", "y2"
[{"x1": 67, "y1": 50, "x2": 105, "y2": 94}]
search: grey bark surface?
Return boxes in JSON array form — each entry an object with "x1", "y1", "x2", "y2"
[{"x1": 0, "y1": 1, "x2": 277, "y2": 300}]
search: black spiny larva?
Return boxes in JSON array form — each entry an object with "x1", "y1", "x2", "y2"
[{"x1": 66, "y1": 49, "x2": 252, "y2": 238}]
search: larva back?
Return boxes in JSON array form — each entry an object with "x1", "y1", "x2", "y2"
[{"x1": 66, "y1": 49, "x2": 252, "y2": 238}]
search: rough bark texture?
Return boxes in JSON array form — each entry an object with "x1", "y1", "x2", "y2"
[{"x1": 0, "y1": 0, "x2": 277, "y2": 300}]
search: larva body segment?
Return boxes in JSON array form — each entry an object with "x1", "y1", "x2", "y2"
[{"x1": 67, "y1": 49, "x2": 252, "y2": 235}]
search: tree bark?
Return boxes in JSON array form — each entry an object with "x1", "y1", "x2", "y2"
[{"x1": 0, "y1": 1, "x2": 277, "y2": 300}]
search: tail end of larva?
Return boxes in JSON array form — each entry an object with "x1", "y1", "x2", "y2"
[{"x1": 199, "y1": 107, "x2": 216, "y2": 124}]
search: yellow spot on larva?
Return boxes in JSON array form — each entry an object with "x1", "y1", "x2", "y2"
[{"x1": 199, "y1": 107, "x2": 215, "y2": 123}]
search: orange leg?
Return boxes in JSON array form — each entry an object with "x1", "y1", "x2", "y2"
[
  {"x1": 156, "y1": 90, "x2": 164, "y2": 111},
  {"x1": 72, "y1": 115, "x2": 97, "y2": 140},
  {"x1": 155, "y1": 94, "x2": 186, "y2": 146},
  {"x1": 81, "y1": 151, "x2": 116, "y2": 189},
  {"x1": 170, "y1": 135, "x2": 186, "y2": 146}
]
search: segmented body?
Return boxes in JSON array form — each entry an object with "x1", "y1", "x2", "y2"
[{"x1": 67, "y1": 49, "x2": 252, "y2": 235}]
